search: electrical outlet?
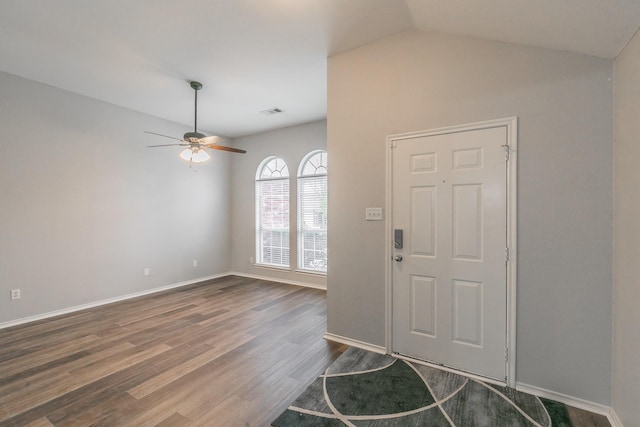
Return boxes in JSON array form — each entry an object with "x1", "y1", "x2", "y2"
[
  {"x1": 10, "y1": 289, "x2": 21, "y2": 300},
  {"x1": 144, "y1": 268, "x2": 150, "y2": 276},
  {"x1": 192, "y1": 259, "x2": 198, "y2": 267}
]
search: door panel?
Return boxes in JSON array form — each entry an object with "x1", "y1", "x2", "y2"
[
  {"x1": 410, "y1": 275, "x2": 437, "y2": 336},
  {"x1": 411, "y1": 187, "x2": 436, "y2": 256},
  {"x1": 452, "y1": 184, "x2": 482, "y2": 260},
  {"x1": 452, "y1": 279, "x2": 483, "y2": 346},
  {"x1": 392, "y1": 126, "x2": 507, "y2": 381}
]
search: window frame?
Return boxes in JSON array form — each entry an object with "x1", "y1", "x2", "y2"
[
  {"x1": 296, "y1": 150, "x2": 328, "y2": 275},
  {"x1": 255, "y1": 156, "x2": 290, "y2": 269}
]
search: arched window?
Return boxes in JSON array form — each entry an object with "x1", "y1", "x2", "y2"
[
  {"x1": 297, "y1": 150, "x2": 328, "y2": 273},
  {"x1": 256, "y1": 157, "x2": 290, "y2": 268}
]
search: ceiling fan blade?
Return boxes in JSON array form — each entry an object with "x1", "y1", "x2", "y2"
[
  {"x1": 198, "y1": 135, "x2": 223, "y2": 145},
  {"x1": 147, "y1": 143, "x2": 189, "y2": 147},
  {"x1": 207, "y1": 145, "x2": 247, "y2": 154},
  {"x1": 144, "y1": 131, "x2": 184, "y2": 142}
]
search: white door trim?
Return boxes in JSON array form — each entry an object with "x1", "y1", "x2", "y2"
[{"x1": 385, "y1": 117, "x2": 518, "y2": 387}]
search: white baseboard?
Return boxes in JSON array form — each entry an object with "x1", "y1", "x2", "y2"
[
  {"x1": 607, "y1": 408, "x2": 624, "y2": 427},
  {"x1": 516, "y1": 382, "x2": 621, "y2": 426},
  {"x1": 0, "y1": 272, "x2": 231, "y2": 330},
  {"x1": 323, "y1": 332, "x2": 387, "y2": 354},
  {"x1": 229, "y1": 271, "x2": 327, "y2": 290}
]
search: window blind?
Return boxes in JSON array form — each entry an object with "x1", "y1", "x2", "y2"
[
  {"x1": 298, "y1": 175, "x2": 327, "y2": 272},
  {"x1": 256, "y1": 178, "x2": 290, "y2": 267}
]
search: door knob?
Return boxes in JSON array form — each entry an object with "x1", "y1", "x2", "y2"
[{"x1": 394, "y1": 255, "x2": 403, "y2": 262}]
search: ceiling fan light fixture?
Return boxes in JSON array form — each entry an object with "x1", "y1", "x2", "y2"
[
  {"x1": 191, "y1": 148, "x2": 210, "y2": 163},
  {"x1": 179, "y1": 148, "x2": 193, "y2": 161}
]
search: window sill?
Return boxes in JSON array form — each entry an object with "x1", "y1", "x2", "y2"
[
  {"x1": 295, "y1": 269, "x2": 327, "y2": 277},
  {"x1": 252, "y1": 264, "x2": 326, "y2": 278},
  {"x1": 254, "y1": 263, "x2": 291, "y2": 272}
]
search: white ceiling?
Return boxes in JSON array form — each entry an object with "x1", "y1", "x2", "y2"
[{"x1": 1, "y1": 0, "x2": 639, "y2": 138}]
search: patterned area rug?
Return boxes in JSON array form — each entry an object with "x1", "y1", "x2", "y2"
[{"x1": 272, "y1": 347, "x2": 574, "y2": 426}]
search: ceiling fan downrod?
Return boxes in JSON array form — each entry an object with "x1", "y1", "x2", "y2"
[{"x1": 190, "y1": 81, "x2": 202, "y2": 133}]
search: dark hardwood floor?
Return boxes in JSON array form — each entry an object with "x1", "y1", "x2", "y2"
[{"x1": 0, "y1": 276, "x2": 345, "y2": 426}]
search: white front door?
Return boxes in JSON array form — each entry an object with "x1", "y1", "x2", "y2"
[{"x1": 391, "y1": 125, "x2": 509, "y2": 381}]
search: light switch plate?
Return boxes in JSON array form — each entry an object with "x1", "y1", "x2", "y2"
[{"x1": 366, "y1": 207, "x2": 383, "y2": 221}]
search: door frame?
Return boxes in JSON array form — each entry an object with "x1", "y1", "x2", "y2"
[{"x1": 385, "y1": 117, "x2": 518, "y2": 387}]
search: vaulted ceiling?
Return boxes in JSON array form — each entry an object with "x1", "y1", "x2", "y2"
[{"x1": 1, "y1": 0, "x2": 639, "y2": 137}]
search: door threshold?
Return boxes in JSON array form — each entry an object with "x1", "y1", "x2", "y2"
[{"x1": 393, "y1": 352, "x2": 508, "y2": 387}]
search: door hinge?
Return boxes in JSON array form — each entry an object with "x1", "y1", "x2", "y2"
[
  {"x1": 505, "y1": 247, "x2": 510, "y2": 264},
  {"x1": 505, "y1": 347, "x2": 509, "y2": 362},
  {"x1": 502, "y1": 144, "x2": 510, "y2": 161}
]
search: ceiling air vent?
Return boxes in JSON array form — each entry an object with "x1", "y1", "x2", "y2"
[{"x1": 260, "y1": 107, "x2": 284, "y2": 116}]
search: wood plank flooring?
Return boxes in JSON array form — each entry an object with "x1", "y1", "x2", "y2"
[
  {"x1": 0, "y1": 275, "x2": 611, "y2": 427},
  {"x1": 0, "y1": 276, "x2": 345, "y2": 426}
]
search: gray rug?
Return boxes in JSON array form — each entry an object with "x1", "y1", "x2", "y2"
[{"x1": 273, "y1": 347, "x2": 573, "y2": 426}]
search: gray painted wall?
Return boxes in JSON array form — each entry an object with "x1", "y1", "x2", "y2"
[
  {"x1": 230, "y1": 120, "x2": 327, "y2": 287},
  {"x1": 0, "y1": 71, "x2": 231, "y2": 324},
  {"x1": 613, "y1": 29, "x2": 640, "y2": 425},
  {"x1": 327, "y1": 31, "x2": 613, "y2": 404}
]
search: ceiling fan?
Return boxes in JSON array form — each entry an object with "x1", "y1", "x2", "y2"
[{"x1": 145, "y1": 81, "x2": 246, "y2": 162}]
